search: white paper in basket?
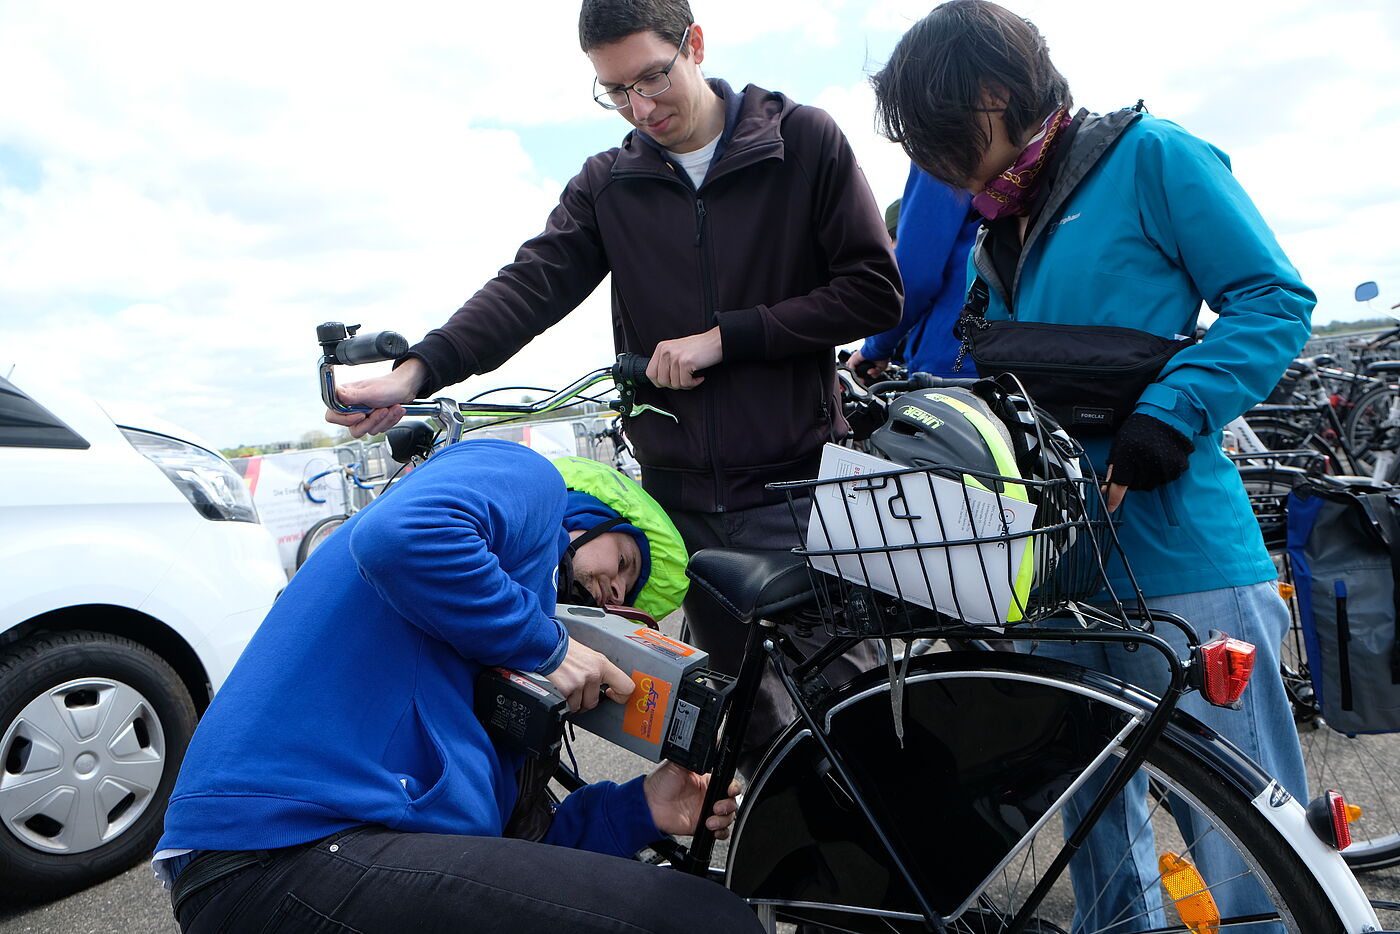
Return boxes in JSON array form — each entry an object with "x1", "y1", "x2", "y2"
[{"x1": 803, "y1": 443, "x2": 1037, "y2": 626}]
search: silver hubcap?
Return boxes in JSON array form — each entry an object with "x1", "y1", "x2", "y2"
[{"x1": 0, "y1": 678, "x2": 166, "y2": 854}]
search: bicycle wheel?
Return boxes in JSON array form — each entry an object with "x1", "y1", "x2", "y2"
[
  {"x1": 295, "y1": 514, "x2": 349, "y2": 569},
  {"x1": 728, "y1": 651, "x2": 1371, "y2": 932},
  {"x1": 1244, "y1": 416, "x2": 1349, "y2": 475},
  {"x1": 1341, "y1": 383, "x2": 1398, "y2": 475}
]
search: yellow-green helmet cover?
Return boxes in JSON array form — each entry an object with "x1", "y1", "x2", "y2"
[{"x1": 552, "y1": 457, "x2": 689, "y2": 619}]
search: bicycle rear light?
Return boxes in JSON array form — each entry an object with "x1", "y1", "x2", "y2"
[
  {"x1": 1195, "y1": 632, "x2": 1256, "y2": 708},
  {"x1": 1306, "y1": 790, "x2": 1361, "y2": 850},
  {"x1": 121, "y1": 429, "x2": 258, "y2": 522},
  {"x1": 1158, "y1": 853, "x2": 1219, "y2": 933}
]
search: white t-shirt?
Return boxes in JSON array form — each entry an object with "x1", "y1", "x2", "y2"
[{"x1": 666, "y1": 133, "x2": 721, "y2": 189}]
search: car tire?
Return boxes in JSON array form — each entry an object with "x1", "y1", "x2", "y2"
[{"x1": 0, "y1": 630, "x2": 197, "y2": 901}]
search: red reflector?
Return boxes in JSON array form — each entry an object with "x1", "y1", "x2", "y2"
[
  {"x1": 1329, "y1": 791, "x2": 1353, "y2": 851},
  {"x1": 1198, "y1": 634, "x2": 1256, "y2": 707},
  {"x1": 1307, "y1": 790, "x2": 1354, "y2": 850}
]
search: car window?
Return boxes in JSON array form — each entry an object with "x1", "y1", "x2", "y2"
[{"x1": 0, "y1": 376, "x2": 90, "y2": 449}]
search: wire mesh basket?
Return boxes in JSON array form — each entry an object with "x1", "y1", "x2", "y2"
[{"x1": 773, "y1": 455, "x2": 1117, "y2": 639}]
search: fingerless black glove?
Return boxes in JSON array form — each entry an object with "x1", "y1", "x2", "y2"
[{"x1": 1106, "y1": 414, "x2": 1194, "y2": 491}]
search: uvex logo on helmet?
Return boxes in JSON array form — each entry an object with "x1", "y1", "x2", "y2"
[{"x1": 899, "y1": 404, "x2": 944, "y2": 430}]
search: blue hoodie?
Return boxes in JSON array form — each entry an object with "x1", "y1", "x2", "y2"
[
  {"x1": 973, "y1": 109, "x2": 1315, "y2": 596},
  {"x1": 860, "y1": 166, "x2": 980, "y2": 378},
  {"x1": 158, "y1": 439, "x2": 659, "y2": 857}
]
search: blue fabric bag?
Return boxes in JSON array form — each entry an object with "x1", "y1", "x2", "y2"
[{"x1": 1286, "y1": 479, "x2": 1400, "y2": 734}]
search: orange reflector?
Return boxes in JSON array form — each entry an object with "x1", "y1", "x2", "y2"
[
  {"x1": 1159, "y1": 852, "x2": 1219, "y2": 933},
  {"x1": 1277, "y1": 581, "x2": 1295, "y2": 601},
  {"x1": 1345, "y1": 803, "x2": 1363, "y2": 824},
  {"x1": 1197, "y1": 633, "x2": 1256, "y2": 707}
]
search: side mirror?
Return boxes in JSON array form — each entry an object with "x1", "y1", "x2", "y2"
[{"x1": 1355, "y1": 281, "x2": 1380, "y2": 302}]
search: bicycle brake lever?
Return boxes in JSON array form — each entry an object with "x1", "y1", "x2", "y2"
[{"x1": 627, "y1": 402, "x2": 678, "y2": 423}]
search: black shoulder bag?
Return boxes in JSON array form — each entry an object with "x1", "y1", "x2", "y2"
[{"x1": 955, "y1": 277, "x2": 1195, "y2": 436}]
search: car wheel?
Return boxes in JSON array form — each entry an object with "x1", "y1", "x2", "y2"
[{"x1": 0, "y1": 630, "x2": 196, "y2": 901}]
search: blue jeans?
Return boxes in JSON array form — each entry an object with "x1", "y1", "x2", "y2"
[{"x1": 1032, "y1": 581, "x2": 1305, "y2": 933}]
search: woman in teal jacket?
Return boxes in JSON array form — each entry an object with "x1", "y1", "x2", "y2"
[{"x1": 872, "y1": 2, "x2": 1312, "y2": 931}]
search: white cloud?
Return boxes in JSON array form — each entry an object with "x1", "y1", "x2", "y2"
[{"x1": 2, "y1": 0, "x2": 1398, "y2": 448}]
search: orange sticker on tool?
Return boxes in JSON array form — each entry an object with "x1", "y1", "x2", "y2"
[
  {"x1": 630, "y1": 628, "x2": 698, "y2": 657},
  {"x1": 622, "y1": 669, "x2": 671, "y2": 746}
]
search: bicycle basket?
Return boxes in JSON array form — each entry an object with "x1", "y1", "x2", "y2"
[{"x1": 775, "y1": 446, "x2": 1114, "y2": 638}]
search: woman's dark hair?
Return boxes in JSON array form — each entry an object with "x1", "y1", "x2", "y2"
[
  {"x1": 871, "y1": 0, "x2": 1072, "y2": 187},
  {"x1": 579, "y1": 0, "x2": 693, "y2": 52}
]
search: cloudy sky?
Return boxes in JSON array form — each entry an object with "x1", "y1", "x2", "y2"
[{"x1": 2, "y1": 0, "x2": 1397, "y2": 448}]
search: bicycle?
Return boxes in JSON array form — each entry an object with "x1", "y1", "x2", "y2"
[
  {"x1": 296, "y1": 455, "x2": 389, "y2": 568},
  {"x1": 1244, "y1": 356, "x2": 1373, "y2": 477},
  {"x1": 589, "y1": 414, "x2": 643, "y2": 480},
  {"x1": 316, "y1": 324, "x2": 1382, "y2": 933}
]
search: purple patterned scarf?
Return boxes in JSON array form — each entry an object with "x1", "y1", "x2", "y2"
[{"x1": 972, "y1": 108, "x2": 1073, "y2": 221}]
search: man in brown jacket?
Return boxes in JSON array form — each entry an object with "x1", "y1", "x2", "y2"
[{"x1": 327, "y1": 0, "x2": 901, "y2": 770}]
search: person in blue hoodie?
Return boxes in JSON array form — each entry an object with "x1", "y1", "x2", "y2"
[
  {"x1": 153, "y1": 439, "x2": 760, "y2": 934},
  {"x1": 848, "y1": 166, "x2": 980, "y2": 381},
  {"x1": 871, "y1": 2, "x2": 1313, "y2": 932}
]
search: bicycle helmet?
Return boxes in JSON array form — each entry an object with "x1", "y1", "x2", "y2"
[
  {"x1": 552, "y1": 456, "x2": 689, "y2": 619},
  {"x1": 865, "y1": 381, "x2": 1093, "y2": 620},
  {"x1": 867, "y1": 387, "x2": 1036, "y2": 619}
]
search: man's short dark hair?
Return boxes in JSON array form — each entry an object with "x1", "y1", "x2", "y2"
[
  {"x1": 871, "y1": 0, "x2": 1072, "y2": 188},
  {"x1": 579, "y1": 0, "x2": 693, "y2": 52}
]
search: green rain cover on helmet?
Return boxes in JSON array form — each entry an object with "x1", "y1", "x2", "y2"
[{"x1": 551, "y1": 457, "x2": 689, "y2": 620}]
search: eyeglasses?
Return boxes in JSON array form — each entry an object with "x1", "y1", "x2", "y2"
[{"x1": 592, "y1": 25, "x2": 691, "y2": 111}]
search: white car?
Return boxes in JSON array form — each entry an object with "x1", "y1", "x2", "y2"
[{"x1": 0, "y1": 369, "x2": 285, "y2": 900}]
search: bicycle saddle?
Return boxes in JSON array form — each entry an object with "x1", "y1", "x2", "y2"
[
  {"x1": 1363, "y1": 359, "x2": 1400, "y2": 377},
  {"x1": 685, "y1": 548, "x2": 815, "y2": 624}
]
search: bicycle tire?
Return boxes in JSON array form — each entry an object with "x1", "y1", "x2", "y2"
[
  {"x1": 727, "y1": 651, "x2": 1371, "y2": 932},
  {"x1": 295, "y1": 514, "x2": 349, "y2": 569},
  {"x1": 1341, "y1": 383, "x2": 1399, "y2": 476}
]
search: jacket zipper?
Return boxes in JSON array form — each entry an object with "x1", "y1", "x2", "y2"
[{"x1": 694, "y1": 194, "x2": 725, "y2": 511}]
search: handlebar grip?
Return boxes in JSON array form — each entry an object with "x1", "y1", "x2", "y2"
[
  {"x1": 614, "y1": 353, "x2": 653, "y2": 386},
  {"x1": 337, "y1": 330, "x2": 409, "y2": 365},
  {"x1": 915, "y1": 374, "x2": 979, "y2": 390}
]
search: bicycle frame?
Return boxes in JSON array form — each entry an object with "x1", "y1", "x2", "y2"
[{"x1": 678, "y1": 596, "x2": 1200, "y2": 932}]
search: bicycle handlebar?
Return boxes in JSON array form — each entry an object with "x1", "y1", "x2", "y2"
[
  {"x1": 317, "y1": 323, "x2": 660, "y2": 444},
  {"x1": 316, "y1": 322, "x2": 409, "y2": 366},
  {"x1": 865, "y1": 372, "x2": 974, "y2": 396},
  {"x1": 613, "y1": 352, "x2": 652, "y2": 386},
  {"x1": 338, "y1": 330, "x2": 409, "y2": 365}
]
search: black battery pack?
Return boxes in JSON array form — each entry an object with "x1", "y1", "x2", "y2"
[{"x1": 475, "y1": 667, "x2": 569, "y2": 758}]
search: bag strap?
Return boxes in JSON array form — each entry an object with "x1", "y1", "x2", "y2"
[{"x1": 953, "y1": 277, "x2": 992, "y2": 373}]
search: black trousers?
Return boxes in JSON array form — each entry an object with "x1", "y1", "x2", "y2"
[
  {"x1": 173, "y1": 825, "x2": 764, "y2": 934},
  {"x1": 668, "y1": 498, "x2": 879, "y2": 778}
]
